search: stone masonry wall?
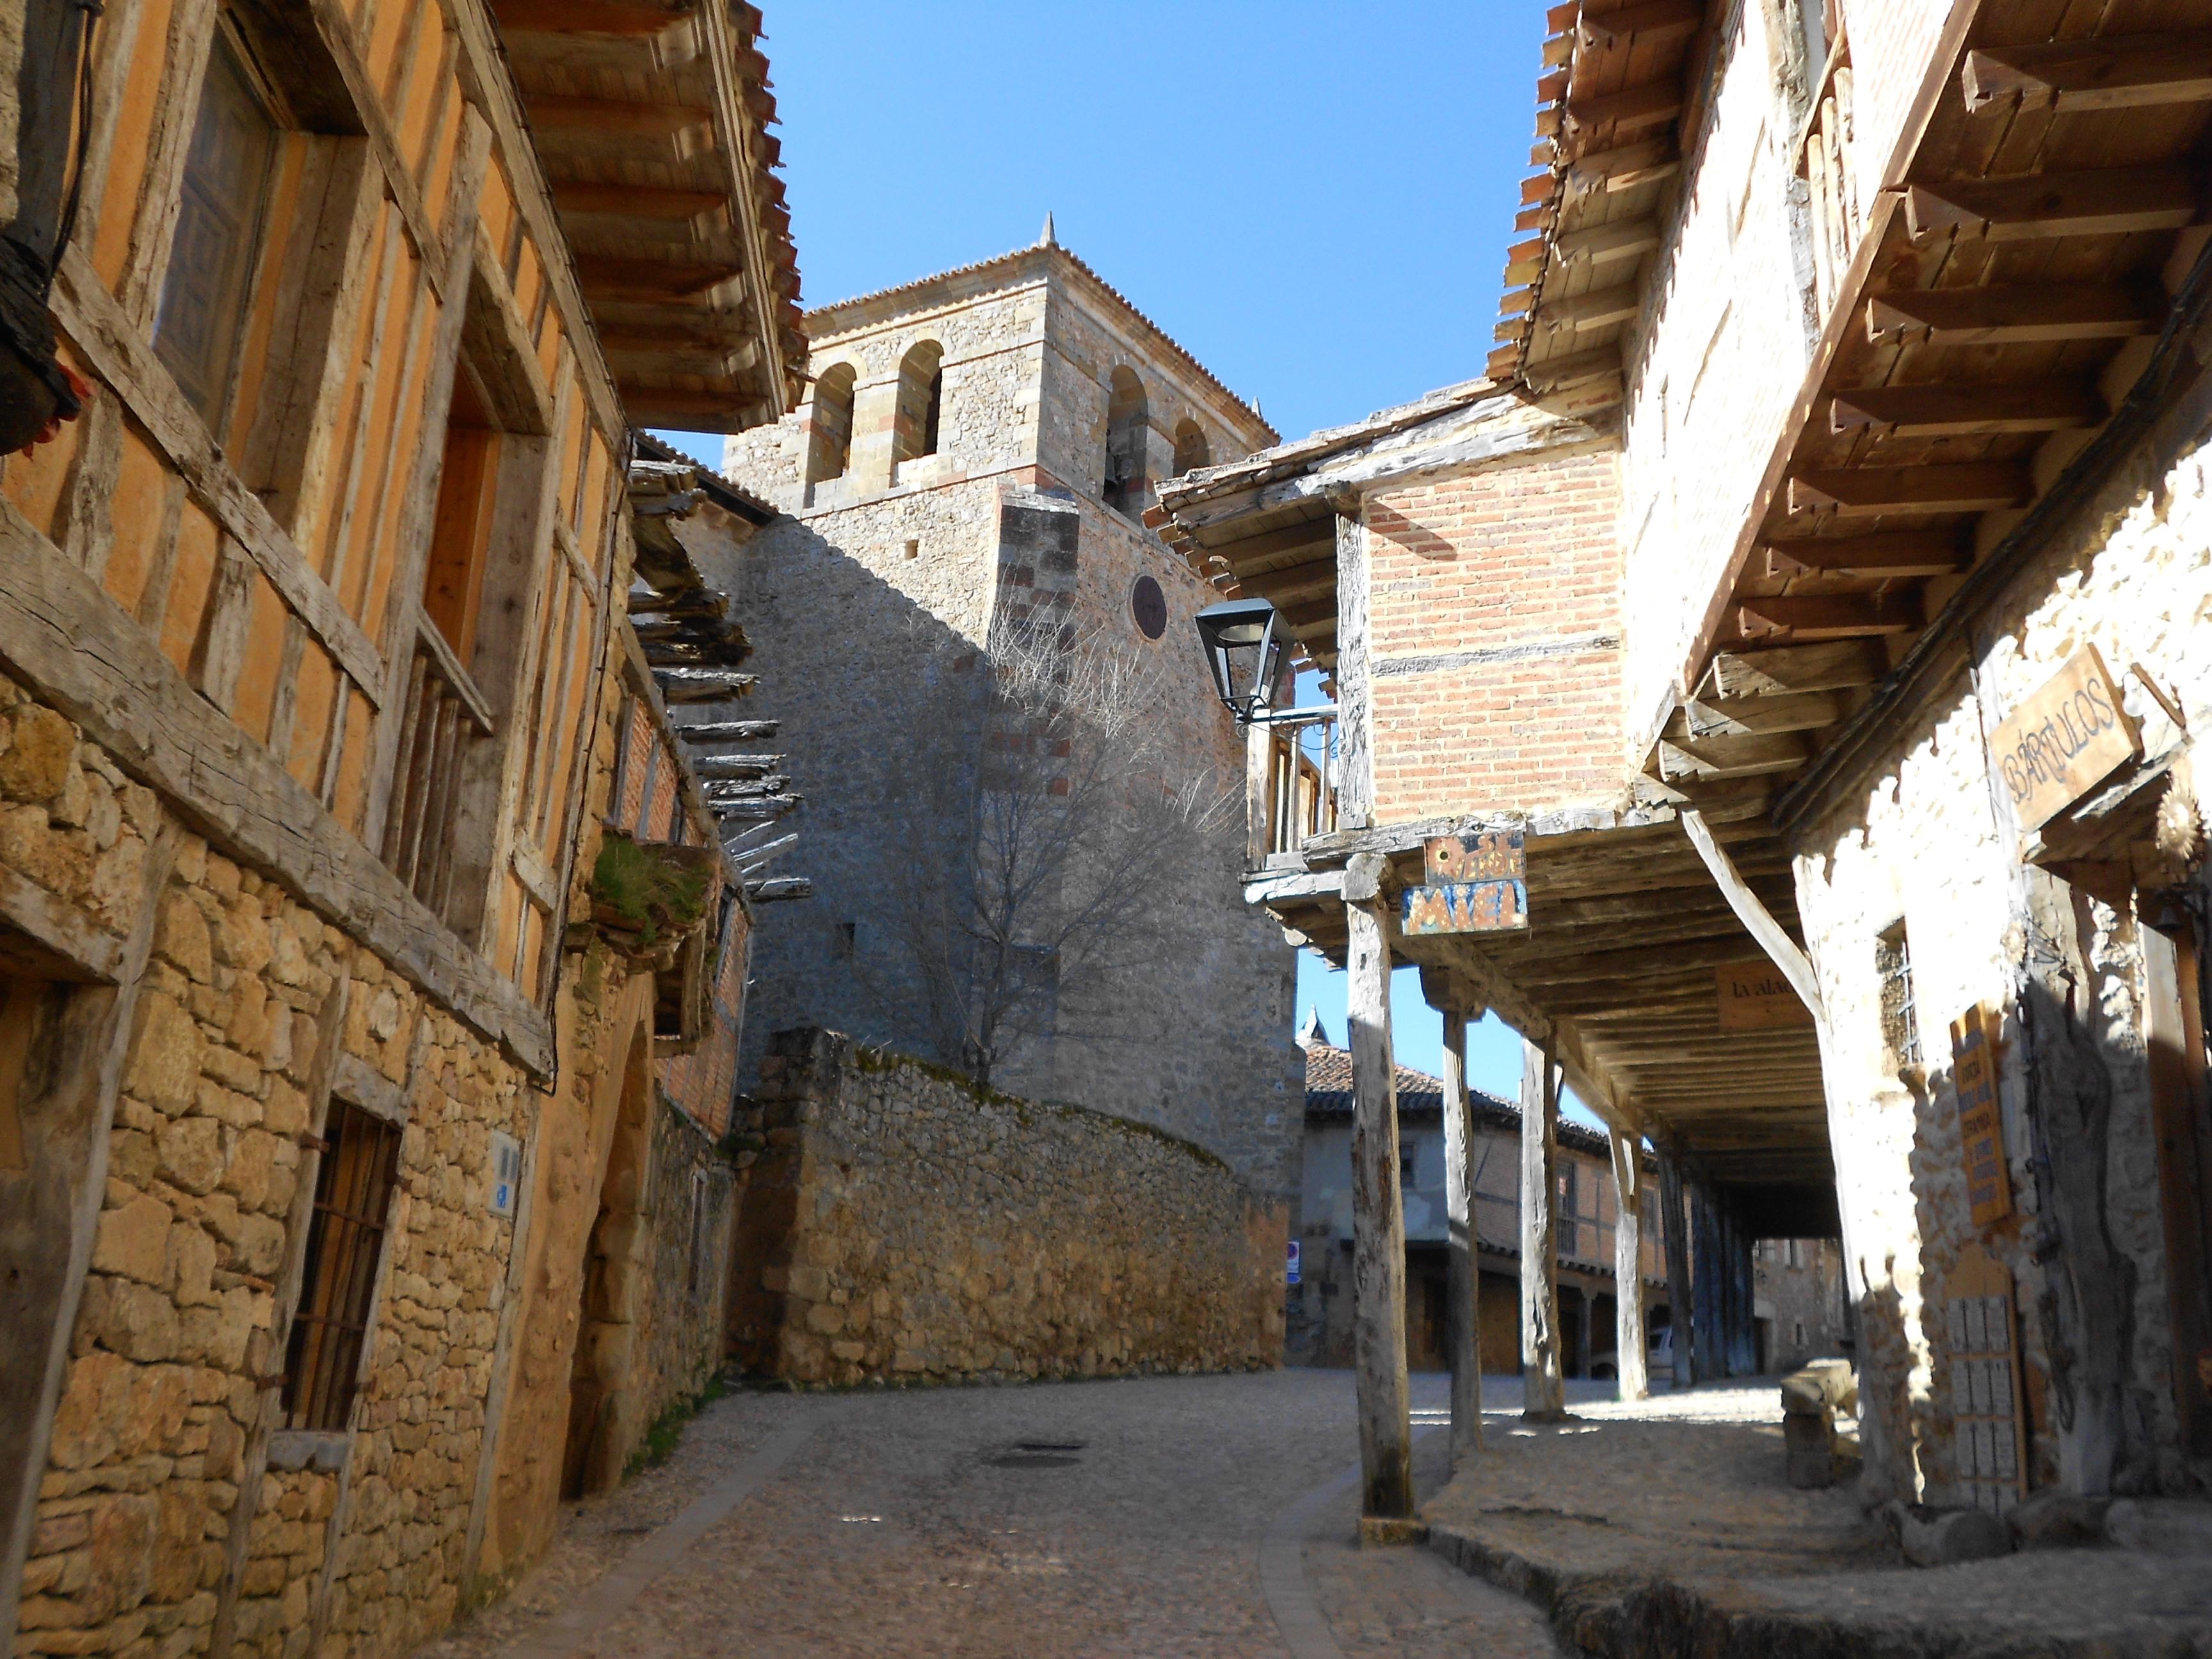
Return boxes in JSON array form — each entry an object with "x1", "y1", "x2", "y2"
[
  {"x1": 728, "y1": 1030, "x2": 1287, "y2": 1387},
  {"x1": 1791, "y1": 406, "x2": 2212, "y2": 1505}
]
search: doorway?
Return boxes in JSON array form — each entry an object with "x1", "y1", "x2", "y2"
[{"x1": 561, "y1": 1027, "x2": 653, "y2": 1500}]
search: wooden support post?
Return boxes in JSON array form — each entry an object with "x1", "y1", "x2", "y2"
[
  {"x1": 1724, "y1": 1206, "x2": 1759, "y2": 1376},
  {"x1": 1575, "y1": 1288, "x2": 1594, "y2": 1379},
  {"x1": 1692, "y1": 1182, "x2": 1724, "y2": 1384},
  {"x1": 1441, "y1": 1006, "x2": 1484, "y2": 1468},
  {"x1": 1342, "y1": 853, "x2": 1413, "y2": 1518},
  {"x1": 1609, "y1": 1125, "x2": 1649, "y2": 1401},
  {"x1": 1520, "y1": 1035, "x2": 1567, "y2": 1419},
  {"x1": 1658, "y1": 1150, "x2": 1695, "y2": 1388},
  {"x1": 1245, "y1": 718, "x2": 1273, "y2": 870}
]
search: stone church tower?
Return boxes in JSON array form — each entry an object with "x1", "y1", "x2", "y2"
[{"x1": 712, "y1": 229, "x2": 1302, "y2": 1198}]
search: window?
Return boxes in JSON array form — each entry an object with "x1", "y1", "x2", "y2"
[
  {"x1": 1130, "y1": 575, "x2": 1167, "y2": 641},
  {"x1": 153, "y1": 24, "x2": 276, "y2": 426},
  {"x1": 420, "y1": 368, "x2": 501, "y2": 664},
  {"x1": 1171, "y1": 418, "x2": 1210, "y2": 477},
  {"x1": 892, "y1": 340, "x2": 943, "y2": 465},
  {"x1": 806, "y1": 362, "x2": 856, "y2": 483},
  {"x1": 1877, "y1": 920, "x2": 1921, "y2": 1071},
  {"x1": 282, "y1": 1098, "x2": 403, "y2": 1432},
  {"x1": 833, "y1": 920, "x2": 856, "y2": 959},
  {"x1": 1103, "y1": 366, "x2": 1149, "y2": 518}
]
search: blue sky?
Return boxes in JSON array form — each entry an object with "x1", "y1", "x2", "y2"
[{"x1": 653, "y1": 0, "x2": 1573, "y2": 1115}]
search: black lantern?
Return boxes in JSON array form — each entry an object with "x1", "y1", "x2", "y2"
[{"x1": 1194, "y1": 597, "x2": 1288, "y2": 724}]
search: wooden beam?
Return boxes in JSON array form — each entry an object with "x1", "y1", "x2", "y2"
[
  {"x1": 1539, "y1": 283, "x2": 1642, "y2": 333},
  {"x1": 1904, "y1": 168, "x2": 2197, "y2": 242},
  {"x1": 1242, "y1": 562, "x2": 1337, "y2": 607},
  {"x1": 490, "y1": 0, "x2": 685, "y2": 35},
  {"x1": 1521, "y1": 1036, "x2": 1567, "y2": 1420},
  {"x1": 1963, "y1": 32, "x2": 2212, "y2": 115},
  {"x1": 1680, "y1": 808, "x2": 1823, "y2": 1022},
  {"x1": 1658, "y1": 730, "x2": 1811, "y2": 781},
  {"x1": 524, "y1": 93, "x2": 713, "y2": 139},
  {"x1": 1701, "y1": 640, "x2": 1885, "y2": 698},
  {"x1": 1566, "y1": 79, "x2": 1683, "y2": 136},
  {"x1": 1521, "y1": 343, "x2": 1623, "y2": 393},
  {"x1": 1787, "y1": 461, "x2": 2030, "y2": 517},
  {"x1": 1678, "y1": 691, "x2": 1842, "y2": 737},
  {"x1": 1866, "y1": 283, "x2": 2160, "y2": 347},
  {"x1": 1208, "y1": 518, "x2": 1339, "y2": 566},
  {"x1": 1736, "y1": 593, "x2": 1922, "y2": 639},
  {"x1": 551, "y1": 181, "x2": 728, "y2": 228},
  {"x1": 1441, "y1": 1008, "x2": 1485, "y2": 1468},
  {"x1": 1555, "y1": 218, "x2": 1661, "y2": 268},
  {"x1": 1344, "y1": 854, "x2": 1416, "y2": 1519},
  {"x1": 1565, "y1": 139, "x2": 1681, "y2": 196},
  {"x1": 1578, "y1": 0, "x2": 1700, "y2": 49},
  {"x1": 1761, "y1": 529, "x2": 1968, "y2": 579},
  {"x1": 1828, "y1": 380, "x2": 2104, "y2": 438},
  {"x1": 573, "y1": 255, "x2": 743, "y2": 300}
]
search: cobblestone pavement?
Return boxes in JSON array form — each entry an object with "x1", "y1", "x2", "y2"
[{"x1": 417, "y1": 1370, "x2": 1568, "y2": 1659}]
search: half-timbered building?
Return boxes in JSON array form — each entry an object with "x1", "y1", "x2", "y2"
[{"x1": 0, "y1": 2, "x2": 803, "y2": 1653}]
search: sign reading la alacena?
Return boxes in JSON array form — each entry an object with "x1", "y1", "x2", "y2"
[{"x1": 1989, "y1": 645, "x2": 2140, "y2": 835}]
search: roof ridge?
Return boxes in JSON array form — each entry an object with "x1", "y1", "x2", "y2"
[{"x1": 804, "y1": 241, "x2": 1277, "y2": 444}]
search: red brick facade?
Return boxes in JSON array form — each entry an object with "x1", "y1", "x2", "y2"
[{"x1": 1365, "y1": 446, "x2": 1624, "y2": 822}]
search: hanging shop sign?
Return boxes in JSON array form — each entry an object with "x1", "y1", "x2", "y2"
[
  {"x1": 1402, "y1": 830, "x2": 1528, "y2": 936},
  {"x1": 1950, "y1": 1004, "x2": 2011, "y2": 1229},
  {"x1": 1989, "y1": 645, "x2": 2141, "y2": 835},
  {"x1": 1715, "y1": 960, "x2": 1816, "y2": 1031},
  {"x1": 1945, "y1": 1242, "x2": 2028, "y2": 1514}
]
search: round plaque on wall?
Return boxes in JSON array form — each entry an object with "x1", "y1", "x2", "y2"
[{"x1": 1131, "y1": 575, "x2": 1167, "y2": 641}]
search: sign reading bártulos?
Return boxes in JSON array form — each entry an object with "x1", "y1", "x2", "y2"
[
  {"x1": 1989, "y1": 645, "x2": 2140, "y2": 835},
  {"x1": 1716, "y1": 961, "x2": 1816, "y2": 1031},
  {"x1": 1403, "y1": 831, "x2": 1528, "y2": 936}
]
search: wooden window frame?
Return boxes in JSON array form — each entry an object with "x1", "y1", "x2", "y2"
[{"x1": 281, "y1": 1094, "x2": 403, "y2": 1434}]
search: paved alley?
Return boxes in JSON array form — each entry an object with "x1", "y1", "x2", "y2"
[{"x1": 415, "y1": 1372, "x2": 1575, "y2": 1659}]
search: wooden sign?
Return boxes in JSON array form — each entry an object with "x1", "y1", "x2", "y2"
[
  {"x1": 1946, "y1": 1242, "x2": 2028, "y2": 1514},
  {"x1": 1950, "y1": 1003, "x2": 2012, "y2": 1228},
  {"x1": 1715, "y1": 961, "x2": 1816, "y2": 1031},
  {"x1": 1989, "y1": 645, "x2": 2140, "y2": 834},
  {"x1": 1404, "y1": 831, "x2": 1528, "y2": 936}
]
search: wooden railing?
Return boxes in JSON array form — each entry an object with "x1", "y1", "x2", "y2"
[
  {"x1": 1798, "y1": 43, "x2": 1862, "y2": 325},
  {"x1": 380, "y1": 622, "x2": 493, "y2": 924},
  {"x1": 1247, "y1": 711, "x2": 1340, "y2": 869}
]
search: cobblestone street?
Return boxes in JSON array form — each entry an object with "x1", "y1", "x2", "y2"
[{"x1": 415, "y1": 1372, "x2": 1575, "y2": 1659}]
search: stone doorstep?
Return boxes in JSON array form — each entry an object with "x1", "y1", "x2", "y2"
[{"x1": 1422, "y1": 1521, "x2": 2211, "y2": 1659}]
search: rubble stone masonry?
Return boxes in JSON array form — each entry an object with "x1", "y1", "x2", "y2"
[{"x1": 728, "y1": 1030, "x2": 1288, "y2": 1388}]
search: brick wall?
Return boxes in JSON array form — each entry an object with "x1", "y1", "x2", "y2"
[{"x1": 1362, "y1": 447, "x2": 1626, "y2": 822}]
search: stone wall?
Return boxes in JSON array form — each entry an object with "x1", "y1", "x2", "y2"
[
  {"x1": 728, "y1": 1029, "x2": 1287, "y2": 1386},
  {"x1": 1790, "y1": 396, "x2": 2212, "y2": 1505}
]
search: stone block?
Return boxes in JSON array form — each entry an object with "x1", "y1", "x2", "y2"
[
  {"x1": 155, "y1": 895, "x2": 213, "y2": 984},
  {"x1": 92, "y1": 1195, "x2": 175, "y2": 1287},
  {"x1": 83, "y1": 1278, "x2": 182, "y2": 1364},
  {"x1": 0, "y1": 705, "x2": 77, "y2": 801},
  {"x1": 126, "y1": 993, "x2": 202, "y2": 1116},
  {"x1": 156, "y1": 1118, "x2": 225, "y2": 1197},
  {"x1": 1889, "y1": 1502, "x2": 2011, "y2": 1567},
  {"x1": 2008, "y1": 1490, "x2": 2109, "y2": 1550}
]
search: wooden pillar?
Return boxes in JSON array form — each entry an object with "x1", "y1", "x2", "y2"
[
  {"x1": 1519, "y1": 1035, "x2": 1566, "y2": 1419},
  {"x1": 1609, "y1": 1125, "x2": 1649, "y2": 1401},
  {"x1": 1342, "y1": 853, "x2": 1413, "y2": 1518},
  {"x1": 1692, "y1": 1182, "x2": 1724, "y2": 1384},
  {"x1": 1724, "y1": 1207, "x2": 1758, "y2": 1376},
  {"x1": 1658, "y1": 1150, "x2": 1695, "y2": 1388},
  {"x1": 1441, "y1": 1004, "x2": 1484, "y2": 1468},
  {"x1": 1575, "y1": 1286, "x2": 1594, "y2": 1379}
]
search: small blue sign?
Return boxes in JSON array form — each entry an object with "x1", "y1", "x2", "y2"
[{"x1": 1286, "y1": 1238, "x2": 1302, "y2": 1286}]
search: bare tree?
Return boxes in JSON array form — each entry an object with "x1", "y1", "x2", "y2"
[{"x1": 857, "y1": 616, "x2": 1234, "y2": 1091}]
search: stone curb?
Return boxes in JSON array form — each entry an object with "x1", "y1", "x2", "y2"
[{"x1": 1423, "y1": 1523, "x2": 2200, "y2": 1659}]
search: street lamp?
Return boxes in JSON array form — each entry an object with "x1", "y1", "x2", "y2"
[{"x1": 1194, "y1": 597, "x2": 1288, "y2": 725}]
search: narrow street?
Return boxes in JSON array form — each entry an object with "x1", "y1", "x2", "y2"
[{"x1": 416, "y1": 1374, "x2": 1579, "y2": 1659}]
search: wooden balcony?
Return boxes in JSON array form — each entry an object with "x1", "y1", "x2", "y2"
[{"x1": 1247, "y1": 712, "x2": 1340, "y2": 871}]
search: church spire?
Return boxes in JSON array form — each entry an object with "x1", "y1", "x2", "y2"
[{"x1": 1039, "y1": 211, "x2": 1057, "y2": 248}]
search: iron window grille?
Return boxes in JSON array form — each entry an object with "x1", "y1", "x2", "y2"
[
  {"x1": 282, "y1": 1098, "x2": 402, "y2": 1432},
  {"x1": 1877, "y1": 922, "x2": 1921, "y2": 1071}
]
